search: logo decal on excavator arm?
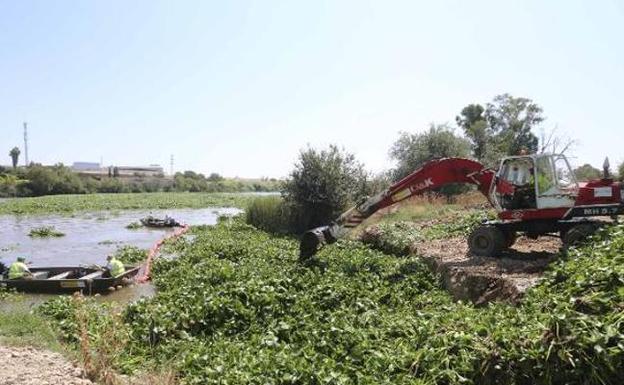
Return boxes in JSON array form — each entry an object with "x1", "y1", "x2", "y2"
[
  {"x1": 391, "y1": 178, "x2": 434, "y2": 202},
  {"x1": 410, "y1": 178, "x2": 434, "y2": 193}
]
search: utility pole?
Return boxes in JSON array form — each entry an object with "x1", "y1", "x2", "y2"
[
  {"x1": 170, "y1": 154, "x2": 174, "y2": 176},
  {"x1": 23, "y1": 122, "x2": 29, "y2": 166}
]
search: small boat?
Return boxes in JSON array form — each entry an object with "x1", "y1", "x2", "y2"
[
  {"x1": 0, "y1": 265, "x2": 140, "y2": 294},
  {"x1": 140, "y1": 216, "x2": 181, "y2": 228}
]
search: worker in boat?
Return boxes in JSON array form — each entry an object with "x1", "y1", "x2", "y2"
[
  {"x1": 8, "y1": 257, "x2": 32, "y2": 280},
  {"x1": 105, "y1": 254, "x2": 125, "y2": 278}
]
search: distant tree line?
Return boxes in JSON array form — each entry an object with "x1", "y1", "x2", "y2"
[
  {"x1": 0, "y1": 163, "x2": 281, "y2": 198},
  {"x1": 172, "y1": 170, "x2": 280, "y2": 193}
]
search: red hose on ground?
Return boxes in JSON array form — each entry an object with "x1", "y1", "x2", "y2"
[{"x1": 135, "y1": 224, "x2": 190, "y2": 283}]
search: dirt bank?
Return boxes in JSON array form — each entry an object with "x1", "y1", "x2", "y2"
[
  {"x1": 0, "y1": 345, "x2": 93, "y2": 385},
  {"x1": 413, "y1": 236, "x2": 560, "y2": 304}
]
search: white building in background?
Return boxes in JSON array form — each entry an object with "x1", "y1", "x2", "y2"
[
  {"x1": 113, "y1": 165, "x2": 164, "y2": 177},
  {"x1": 71, "y1": 162, "x2": 164, "y2": 178},
  {"x1": 71, "y1": 162, "x2": 101, "y2": 171}
]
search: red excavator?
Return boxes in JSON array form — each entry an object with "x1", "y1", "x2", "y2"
[{"x1": 300, "y1": 153, "x2": 624, "y2": 259}]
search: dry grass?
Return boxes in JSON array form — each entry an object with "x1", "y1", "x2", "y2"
[
  {"x1": 450, "y1": 190, "x2": 489, "y2": 207},
  {"x1": 72, "y1": 293, "x2": 179, "y2": 385},
  {"x1": 128, "y1": 370, "x2": 179, "y2": 385},
  {"x1": 349, "y1": 192, "x2": 489, "y2": 239},
  {"x1": 74, "y1": 294, "x2": 124, "y2": 385}
]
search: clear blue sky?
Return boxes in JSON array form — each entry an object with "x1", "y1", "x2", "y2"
[{"x1": 1, "y1": 0, "x2": 622, "y2": 178}]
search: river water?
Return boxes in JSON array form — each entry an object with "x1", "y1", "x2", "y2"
[
  {"x1": 0, "y1": 207, "x2": 240, "y2": 304},
  {"x1": 0, "y1": 207, "x2": 239, "y2": 267}
]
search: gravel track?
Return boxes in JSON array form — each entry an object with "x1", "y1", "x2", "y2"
[{"x1": 0, "y1": 345, "x2": 93, "y2": 385}]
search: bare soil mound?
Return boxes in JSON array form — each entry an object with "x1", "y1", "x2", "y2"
[
  {"x1": 0, "y1": 345, "x2": 93, "y2": 385},
  {"x1": 414, "y1": 236, "x2": 561, "y2": 304}
]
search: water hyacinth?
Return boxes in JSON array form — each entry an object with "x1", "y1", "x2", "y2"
[
  {"x1": 38, "y1": 219, "x2": 624, "y2": 384},
  {"x1": 28, "y1": 225, "x2": 65, "y2": 237}
]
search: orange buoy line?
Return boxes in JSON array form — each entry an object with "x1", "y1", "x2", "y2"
[{"x1": 135, "y1": 224, "x2": 190, "y2": 283}]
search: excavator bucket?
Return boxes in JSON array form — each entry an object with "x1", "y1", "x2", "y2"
[{"x1": 299, "y1": 226, "x2": 334, "y2": 260}]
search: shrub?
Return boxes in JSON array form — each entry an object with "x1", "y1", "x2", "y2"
[
  {"x1": 245, "y1": 196, "x2": 292, "y2": 234},
  {"x1": 282, "y1": 145, "x2": 370, "y2": 233}
]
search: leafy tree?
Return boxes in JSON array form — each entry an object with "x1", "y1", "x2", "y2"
[
  {"x1": 389, "y1": 124, "x2": 472, "y2": 198},
  {"x1": 9, "y1": 147, "x2": 20, "y2": 169},
  {"x1": 456, "y1": 104, "x2": 488, "y2": 161},
  {"x1": 457, "y1": 94, "x2": 545, "y2": 166},
  {"x1": 282, "y1": 145, "x2": 369, "y2": 233},
  {"x1": 573, "y1": 164, "x2": 601, "y2": 181},
  {"x1": 23, "y1": 164, "x2": 86, "y2": 196},
  {"x1": 208, "y1": 172, "x2": 224, "y2": 182},
  {"x1": 485, "y1": 93, "x2": 543, "y2": 156},
  {"x1": 618, "y1": 161, "x2": 624, "y2": 181},
  {"x1": 389, "y1": 124, "x2": 471, "y2": 181},
  {"x1": 182, "y1": 170, "x2": 205, "y2": 180},
  {"x1": 0, "y1": 174, "x2": 25, "y2": 197}
]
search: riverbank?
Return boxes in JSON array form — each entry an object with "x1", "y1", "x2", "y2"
[
  {"x1": 0, "y1": 345, "x2": 93, "y2": 385},
  {"x1": 29, "y1": 217, "x2": 624, "y2": 384},
  {"x1": 0, "y1": 192, "x2": 253, "y2": 215},
  {"x1": 2, "y1": 191, "x2": 623, "y2": 384}
]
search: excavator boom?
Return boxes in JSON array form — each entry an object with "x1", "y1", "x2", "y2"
[{"x1": 299, "y1": 158, "x2": 496, "y2": 259}]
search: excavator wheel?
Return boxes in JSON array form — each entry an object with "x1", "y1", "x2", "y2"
[
  {"x1": 468, "y1": 225, "x2": 505, "y2": 257},
  {"x1": 563, "y1": 223, "x2": 597, "y2": 251}
]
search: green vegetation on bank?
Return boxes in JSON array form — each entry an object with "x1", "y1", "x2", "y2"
[
  {"x1": 0, "y1": 291, "x2": 63, "y2": 351},
  {"x1": 361, "y1": 208, "x2": 496, "y2": 256},
  {"x1": 245, "y1": 195, "x2": 292, "y2": 234},
  {"x1": 0, "y1": 192, "x2": 253, "y2": 215},
  {"x1": 35, "y1": 218, "x2": 624, "y2": 384}
]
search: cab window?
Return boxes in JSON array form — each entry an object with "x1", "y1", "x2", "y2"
[{"x1": 500, "y1": 158, "x2": 533, "y2": 186}]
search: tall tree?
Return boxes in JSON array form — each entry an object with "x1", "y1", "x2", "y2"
[
  {"x1": 456, "y1": 104, "x2": 488, "y2": 161},
  {"x1": 389, "y1": 124, "x2": 472, "y2": 198},
  {"x1": 9, "y1": 147, "x2": 20, "y2": 169},
  {"x1": 618, "y1": 161, "x2": 624, "y2": 181},
  {"x1": 485, "y1": 93, "x2": 543, "y2": 156},
  {"x1": 573, "y1": 164, "x2": 601, "y2": 181}
]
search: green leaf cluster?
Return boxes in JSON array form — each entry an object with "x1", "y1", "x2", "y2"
[{"x1": 28, "y1": 225, "x2": 65, "y2": 237}]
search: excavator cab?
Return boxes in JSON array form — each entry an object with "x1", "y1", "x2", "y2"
[{"x1": 495, "y1": 154, "x2": 578, "y2": 211}]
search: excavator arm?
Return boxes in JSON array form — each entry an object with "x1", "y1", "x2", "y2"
[{"x1": 299, "y1": 157, "x2": 500, "y2": 259}]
